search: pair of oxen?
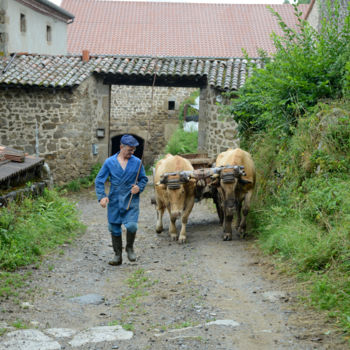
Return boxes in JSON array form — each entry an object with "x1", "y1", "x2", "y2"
[{"x1": 153, "y1": 148, "x2": 256, "y2": 243}]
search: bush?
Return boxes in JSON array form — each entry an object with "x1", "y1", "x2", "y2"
[
  {"x1": 224, "y1": 1, "x2": 350, "y2": 137},
  {"x1": 246, "y1": 101, "x2": 350, "y2": 335}
]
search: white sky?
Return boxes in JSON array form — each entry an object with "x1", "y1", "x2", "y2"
[{"x1": 50, "y1": 0, "x2": 286, "y2": 6}]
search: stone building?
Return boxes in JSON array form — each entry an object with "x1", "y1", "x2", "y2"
[
  {"x1": 0, "y1": 0, "x2": 74, "y2": 56},
  {"x1": 60, "y1": 1, "x2": 309, "y2": 163},
  {"x1": 0, "y1": 54, "x2": 261, "y2": 184}
]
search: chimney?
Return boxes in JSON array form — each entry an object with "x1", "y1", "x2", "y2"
[{"x1": 82, "y1": 50, "x2": 89, "y2": 62}]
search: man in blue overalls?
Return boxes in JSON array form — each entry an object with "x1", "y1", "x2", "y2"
[{"x1": 95, "y1": 134, "x2": 148, "y2": 265}]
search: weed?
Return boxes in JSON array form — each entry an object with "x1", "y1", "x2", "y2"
[
  {"x1": 59, "y1": 163, "x2": 102, "y2": 193},
  {"x1": 0, "y1": 328, "x2": 6, "y2": 336},
  {"x1": 11, "y1": 320, "x2": 28, "y2": 329},
  {"x1": 0, "y1": 272, "x2": 32, "y2": 298}
]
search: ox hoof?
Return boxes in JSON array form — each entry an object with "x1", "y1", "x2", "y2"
[
  {"x1": 178, "y1": 235, "x2": 186, "y2": 244},
  {"x1": 156, "y1": 227, "x2": 163, "y2": 234},
  {"x1": 223, "y1": 233, "x2": 232, "y2": 241},
  {"x1": 170, "y1": 234, "x2": 177, "y2": 241}
]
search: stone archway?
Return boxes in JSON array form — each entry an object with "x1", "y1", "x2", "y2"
[{"x1": 111, "y1": 134, "x2": 145, "y2": 160}]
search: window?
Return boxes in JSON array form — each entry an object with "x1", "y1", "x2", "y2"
[
  {"x1": 20, "y1": 14, "x2": 26, "y2": 33},
  {"x1": 46, "y1": 25, "x2": 52, "y2": 42},
  {"x1": 168, "y1": 100, "x2": 175, "y2": 110}
]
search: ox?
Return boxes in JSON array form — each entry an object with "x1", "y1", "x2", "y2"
[
  {"x1": 215, "y1": 148, "x2": 256, "y2": 240},
  {"x1": 154, "y1": 154, "x2": 196, "y2": 243}
]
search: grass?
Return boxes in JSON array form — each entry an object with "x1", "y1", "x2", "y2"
[
  {"x1": 165, "y1": 128, "x2": 198, "y2": 155},
  {"x1": 0, "y1": 271, "x2": 32, "y2": 298},
  {"x1": 0, "y1": 188, "x2": 85, "y2": 299},
  {"x1": 246, "y1": 100, "x2": 350, "y2": 336},
  {"x1": 115, "y1": 268, "x2": 158, "y2": 325},
  {"x1": 0, "y1": 188, "x2": 85, "y2": 271},
  {"x1": 11, "y1": 320, "x2": 29, "y2": 329}
]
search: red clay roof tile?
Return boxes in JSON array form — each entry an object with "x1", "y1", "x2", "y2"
[{"x1": 62, "y1": 0, "x2": 309, "y2": 57}]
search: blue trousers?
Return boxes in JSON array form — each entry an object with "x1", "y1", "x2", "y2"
[{"x1": 109, "y1": 222, "x2": 138, "y2": 237}]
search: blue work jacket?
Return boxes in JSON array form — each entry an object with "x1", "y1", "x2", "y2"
[{"x1": 95, "y1": 153, "x2": 148, "y2": 224}]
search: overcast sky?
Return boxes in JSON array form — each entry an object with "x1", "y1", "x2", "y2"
[{"x1": 50, "y1": 0, "x2": 286, "y2": 6}]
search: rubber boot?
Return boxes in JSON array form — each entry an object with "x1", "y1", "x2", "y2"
[
  {"x1": 109, "y1": 234, "x2": 122, "y2": 266},
  {"x1": 125, "y1": 231, "x2": 136, "y2": 262}
]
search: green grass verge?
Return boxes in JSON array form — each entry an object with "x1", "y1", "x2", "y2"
[
  {"x1": 0, "y1": 188, "x2": 85, "y2": 297},
  {"x1": 247, "y1": 101, "x2": 350, "y2": 336}
]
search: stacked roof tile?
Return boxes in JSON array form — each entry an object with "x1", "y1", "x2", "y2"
[{"x1": 0, "y1": 54, "x2": 265, "y2": 91}]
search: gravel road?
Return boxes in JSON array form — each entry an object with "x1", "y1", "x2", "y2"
[{"x1": 0, "y1": 181, "x2": 345, "y2": 350}]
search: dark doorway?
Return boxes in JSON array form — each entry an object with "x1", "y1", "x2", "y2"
[{"x1": 111, "y1": 134, "x2": 145, "y2": 160}]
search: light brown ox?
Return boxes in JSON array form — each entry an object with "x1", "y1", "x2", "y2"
[
  {"x1": 215, "y1": 148, "x2": 256, "y2": 240},
  {"x1": 154, "y1": 154, "x2": 196, "y2": 243}
]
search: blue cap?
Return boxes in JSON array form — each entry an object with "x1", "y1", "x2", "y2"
[{"x1": 120, "y1": 134, "x2": 139, "y2": 147}]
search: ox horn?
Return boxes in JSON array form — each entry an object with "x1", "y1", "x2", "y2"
[
  {"x1": 160, "y1": 174, "x2": 169, "y2": 184},
  {"x1": 233, "y1": 165, "x2": 246, "y2": 177},
  {"x1": 179, "y1": 171, "x2": 193, "y2": 183}
]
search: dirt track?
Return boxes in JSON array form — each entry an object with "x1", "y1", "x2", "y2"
[{"x1": 0, "y1": 181, "x2": 345, "y2": 349}]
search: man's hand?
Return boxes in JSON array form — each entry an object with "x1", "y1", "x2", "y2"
[
  {"x1": 131, "y1": 184, "x2": 140, "y2": 194},
  {"x1": 99, "y1": 197, "x2": 109, "y2": 208}
]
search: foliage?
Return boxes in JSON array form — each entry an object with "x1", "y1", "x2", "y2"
[
  {"x1": 223, "y1": 1, "x2": 350, "y2": 137},
  {"x1": 60, "y1": 163, "x2": 102, "y2": 192},
  {"x1": 178, "y1": 89, "x2": 200, "y2": 125},
  {"x1": 247, "y1": 101, "x2": 350, "y2": 334},
  {"x1": 165, "y1": 128, "x2": 198, "y2": 155},
  {"x1": 0, "y1": 188, "x2": 85, "y2": 271}
]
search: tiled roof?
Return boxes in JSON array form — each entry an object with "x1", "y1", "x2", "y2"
[
  {"x1": 61, "y1": 0, "x2": 309, "y2": 58},
  {"x1": 0, "y1": 54, "x2": 265, "y2": 91}
]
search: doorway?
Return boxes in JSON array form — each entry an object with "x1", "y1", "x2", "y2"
[{"x1": 111, "y1": 134, "x2": 145, "y2": 160}]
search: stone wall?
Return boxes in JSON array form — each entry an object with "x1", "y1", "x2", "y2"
[
  {"x1": 110, "y1": 85, "x2": 197, "y2": 164},
  {"x1": 198, "y1": 86, "x2": 239, "y2": 158},
  {"x1": 0, "y1": 78, "x2": 240, "y2": 184},
  {"x1": 0, "y1": 76, "x2": 110, "y2": 184}
]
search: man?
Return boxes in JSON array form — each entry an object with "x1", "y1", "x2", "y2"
[{"x1": 95, "y1": 134, "x2": 148, "y2": 266}]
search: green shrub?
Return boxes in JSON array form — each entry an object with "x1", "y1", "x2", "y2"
[
  {"x1": 246, "y1": 101, "x2": 350, "y2": 336},
  {"x1": 223, "y1": 1, "x2": 350, "y2": 137}
]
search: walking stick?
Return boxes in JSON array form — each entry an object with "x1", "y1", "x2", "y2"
[{"x1": 126, "y1": 71, "x2": 156, "y2": 210}]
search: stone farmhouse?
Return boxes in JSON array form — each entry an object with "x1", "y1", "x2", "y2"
[
  {"x1": 0, "y1": 1, "x2": 310, "y2": 184},
  {"x1": 0, "y1": 0, "x2": 74, "y2": 56}
]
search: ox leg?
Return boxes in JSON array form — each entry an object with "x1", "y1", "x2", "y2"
[
  {"x1": 223, "y1": 214, "x2": 233, "y2": 241},
  {"x1": 168, "y1": 210, "x2": 178, "y2": 241},
  {"x1": 156, "y1": 204, "x2": 165, "y2": 234},
  {"x1": 238, "y1": 191, "x2": 253, "y2": 237},
  {"x1": 178, "y1": 196, "x2": 195, "y2": 244},
  {"x1": 234, "y1": 201, "x2": 242, "y2": 233}
]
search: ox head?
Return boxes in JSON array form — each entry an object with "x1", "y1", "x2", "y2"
[
  {"x1": 158, "y1": 171, "x2": 195, "y2": 219},
  {"x1": 215, "y1": 165, "x2": 250, "y2": 216}
]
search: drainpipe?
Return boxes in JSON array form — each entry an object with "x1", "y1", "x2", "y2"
[{"x1": 35, "y1": 118, "x2": 39, "y2": 157}]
